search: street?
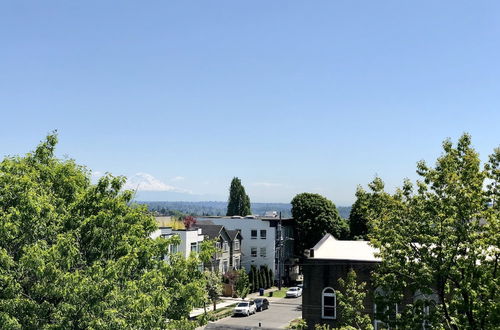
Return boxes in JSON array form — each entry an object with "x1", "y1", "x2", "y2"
[{"x1": 203, "y1": 296, "x2": 302, "y2": 330}]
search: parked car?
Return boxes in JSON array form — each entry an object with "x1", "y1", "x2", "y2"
[
  {"x1": 254, "y1": 298, "x2": 269, "y2": 311},
  {"x1": 233, "y1": 300, "x2": 257, "y2": 316},
  {"x1": 286, "y1": 286, "x2": 303, "y2": 298}
]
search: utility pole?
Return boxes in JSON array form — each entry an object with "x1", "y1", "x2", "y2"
[{"x1": 277, "y1": 212, "x2": 283, "y2": 290}]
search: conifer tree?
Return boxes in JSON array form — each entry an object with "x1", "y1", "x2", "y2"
[{"x1": 226, "y1": 177, "x2": 251, "y2": 216}]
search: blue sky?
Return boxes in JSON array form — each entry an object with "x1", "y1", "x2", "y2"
[{"x1": 1, "y1": 1, "x2": 499, "y2": 205}]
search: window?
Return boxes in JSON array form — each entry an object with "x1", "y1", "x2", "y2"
[
  {"x1": 322, "y1": 287, "x2": 336, "y2": 319},
  {"x1": 190, "y1": 242, "x2": 197, "y2": 252},
  {"x1": 223, "y1": 242, "x2": 229, "y2": 252},
  {"x1": 413, "y1": 290, "x2": 439, "y2": 329},
  {"x1": 374, "y1": 288, "x2": 399, "y2": 330},
  {"x1": 251, "y1": 247, "x2": 257, "y2": 257},
  {"x1": 234, "y1": 257, "x2": 240, "y2": 269},
  {"x1": 260, "y1": 230, "x2": 267, "y2": 239},
  {"x1": 251, "y1": 230, "x2": 257, "y2": 239},
  {"x1": 223, "y1": 260, "x2": 229, "y2": 273},
  {"x1": 234, "y1": 240, "x2": 240, "y2": 251},
  {"x1": 260, "y1": 247, "x2": 267, "y2": 257},
  {"x1": 169, "y1": 244, "x2": 178, "y2": 254}
]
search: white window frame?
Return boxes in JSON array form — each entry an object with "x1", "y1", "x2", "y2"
[
  {"x1": 260, "y1": 247, "x2": 266, "y2": 258},
  {"x1": 260, "y1": 229, "x2": 267, "y2": 239},
  {"x1": 234, "y1": 240, "x2": 240, "y2": 251},
  {"x1": 251, "y1": 247, "x2": 257, "y2": 258},
  {"x1": 190, "y1": 242, "x2": 198, "y2": 253},
  {"x1": 322, "y1": 287, "x2": 336, "y2": 319}
]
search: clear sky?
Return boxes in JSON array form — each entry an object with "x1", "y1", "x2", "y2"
[{"x1": 1, "y1": 1, "x2": 499, "y2": 205}]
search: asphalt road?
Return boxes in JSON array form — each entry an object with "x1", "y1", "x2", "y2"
[{"x1": 204, "y1": 296, "x2": 302, "y2": 330}]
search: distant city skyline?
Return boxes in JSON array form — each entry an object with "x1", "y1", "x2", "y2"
[{"x1": 1, "y1": 1, "x2": 499, "y2": 205}]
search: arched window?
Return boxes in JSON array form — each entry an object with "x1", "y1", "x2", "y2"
[{"x1": 322, "y1": 287, "x2": 336, "y2": 319}]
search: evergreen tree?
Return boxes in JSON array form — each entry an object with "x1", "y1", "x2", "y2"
[
  {"x1": 268, "y1": 268, "x2": 274, "y2": 287},
  {"x1": 226, "y1": 177, "x2": 251, "y2": 216}
]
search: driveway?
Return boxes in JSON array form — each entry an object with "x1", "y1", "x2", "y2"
[{"x1": 203, "y1": 296, "x2": 302, "y2": 330}]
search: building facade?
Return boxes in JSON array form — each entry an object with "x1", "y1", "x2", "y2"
[
  {"x1": 197, "y1": 216, "x2": 297, "y2": 282},
  {"x1": 302, "y1": 234, "x2": 436, "y2": 330}
]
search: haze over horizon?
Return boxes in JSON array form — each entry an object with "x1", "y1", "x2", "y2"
[{"x1": 1, "y1": 1, "x2": 499, "y2": 205}]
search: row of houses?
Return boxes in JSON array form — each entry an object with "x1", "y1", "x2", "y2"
[{"x1": 151, "y1": 215, "x2": 300, "y2": 283}]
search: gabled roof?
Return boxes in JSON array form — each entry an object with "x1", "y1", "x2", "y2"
[
  {"x1": 310, "y1": 234, "x2": 381, "y2": 262},
  {"x1": 226, "y1": 229, "x2": 243, "y2": 241},
  {"x1": 195, "y1": 224, "x2": 227, "y2": 240}
]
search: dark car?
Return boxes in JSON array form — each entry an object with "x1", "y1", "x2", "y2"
[{"x1": 254, "y1": 298, "x2": 269, "y2": 312}]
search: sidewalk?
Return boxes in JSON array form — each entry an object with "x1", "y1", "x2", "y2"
[{"x1": 190, "y1": 287, "x2": 282, "y2": 318}]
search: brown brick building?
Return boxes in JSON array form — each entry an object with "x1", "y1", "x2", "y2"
[{"x1": 302, "y1": 234, "x2": 381, "y2": 329}]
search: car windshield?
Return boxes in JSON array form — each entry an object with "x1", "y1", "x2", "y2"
[
  {"x1": 289, "y1": 288, "x2": 298, "y2": 291},
  {"x1": 237, "y1": 302, "x2": 249, "y2": 307},
  {"x1": 254, "y1": 299, "x2": 262, "y2": 303}
]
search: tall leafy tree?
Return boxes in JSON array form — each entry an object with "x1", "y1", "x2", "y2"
[
  {"x1": 0, "y1": 134, "x2": 205, "y2": 329},
  {"x1": 203, "y1": 270, "x2": 222, "y2": 312},
  {"x1": 234, "y1": 269, "x2": 250, "y2": 299},
  {"x1": 349, "y1": 178, "x2": 393, "y2": 240},
  {"x1": 226, "y1": 177, "x2": 251, "y2": 216},
  {"x1": 370, "y1": 134, "x2": 500, "y2": 329},
  {"x1": 336, "y1": 269, "x2": 373, "y2": 330},
  {"x1": 291, "y1": 193, "x2": 349, "y2": 255}
]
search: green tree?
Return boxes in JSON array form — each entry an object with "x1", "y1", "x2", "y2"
[
  {"x1": 248, "y1": 266, "x2": 256, "y2": 292},
  {"x1": 0, "y1": 134, "x2": 205, "y2": 329},
  {"x1": 370, "y1": 134, "x2": 500, "y2": 329},
  {"x1": 291, "y1": 193, "x2": 349, "y2": 255},
  {"x1": 349, "y1": 178, "x2": 394, "y2": 240},
  {"x1": 204, "y1": 270, "x2": 222, "y2": 312},
  {"x1": 268, "y1": 268, "x2": 274, "y2": 287},
  {"x1": 235, "y1": 269, "x2": 250, "y2": 299},
  {"x1": 336, "y1": 269, "x2": 373, "y2": 330},
  {"x1": 348, "y1": 187, "x2": 370, "y2": 239},
  {"x1": 226, "y1": 177, "x2": 251, "y2": 216}
]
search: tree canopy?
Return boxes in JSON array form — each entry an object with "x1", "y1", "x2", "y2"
[
  {"x1": 349, "y1": 177, "x2": 393, "y2": 240},
  {"x1": 0, "y1": 134, "x2": 205, "y2": 329},
  {"x1": 369, "y1": 134, "x2": 500, "y2": 329},
  {"x1": 291, "y1": 193, "x2": 349, "y2": 255},
  {"x1": 226, "y1": 177, "x2": 251, "y2": 216}
]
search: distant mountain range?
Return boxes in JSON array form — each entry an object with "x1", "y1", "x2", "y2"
[{"x1": 137, "y1": 201, "x2": 352, "y2": 219}]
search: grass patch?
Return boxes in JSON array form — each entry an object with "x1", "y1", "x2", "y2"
[
  {"x1": 194, "y1": 303, "x2": 237, "y2": 326},
  {"x1": 269, "y1": 287, "x2": 289, "y2": 298}
]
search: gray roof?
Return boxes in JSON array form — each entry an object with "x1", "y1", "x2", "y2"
[
  {"x1": 226, "y1": 229, "x2": 243, "y2": 240},
  {"x1": 195, "y1": 224, "x2": 225, "y2": 240}
]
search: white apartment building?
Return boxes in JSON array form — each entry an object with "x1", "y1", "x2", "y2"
[
  {"x1": 150, "y1": 226, "x2": 204, "y2": 259},
  {"x1": 197, "y1": 216, "x2": 295, "y2": 280}
]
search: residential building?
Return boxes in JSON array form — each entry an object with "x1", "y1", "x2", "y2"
[
  {"x1": 226, "y1": 229, "x2": 243, "y2": 269},
  {"x1": 197, "y1": 216, "x2": 297, "y2": 282},
  {"x1": 302, "y1": 234, "x2": 436, "y2": 330},
  {"x1": 150, "y1": 226, "x2": 204, "y2": 259},
  {"x1": 194, "y1": 223, "x2": 236, "y2": 273}
]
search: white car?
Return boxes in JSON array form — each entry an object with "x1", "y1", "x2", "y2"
[
  {"x1": 233, "y1": 300, "x2": 257, "y2": 316},
  {"x1": 286, "y1": 287, "x2": 303, "y2": 298}
]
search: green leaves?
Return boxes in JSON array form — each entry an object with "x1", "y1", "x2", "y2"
[
  {"x1": 291, "y1": 193, "x2": 349, "y2": 255},
  {"x1": 0, "y1": 134, "x2": 204, "y2": 328},
  {"x1": 369, "y1": 134, "x2": 499, "y2": 329},
  {"x1": 226, "y1": 177, "x2": 251, "y2": 216}
]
